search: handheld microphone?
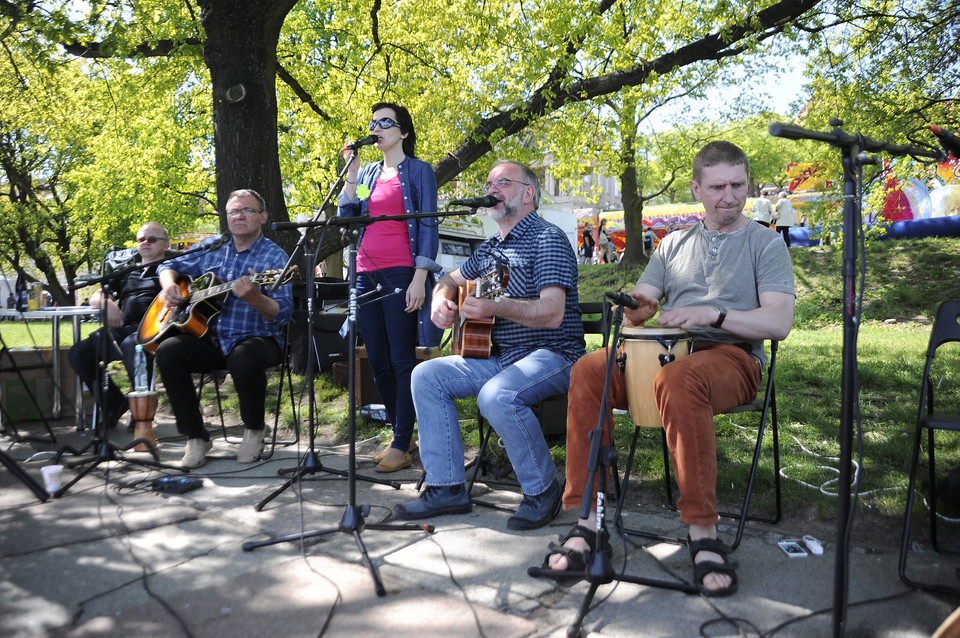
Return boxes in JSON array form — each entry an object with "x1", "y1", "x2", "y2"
[
  {"x1": 449, "y1": 195, "x2": 499, "y2": 209},
  {"x1": 342, "y1": 135, "x2": 379, "y2": 151},
  {"x1": 929, "y1": 124, "x2": 960, "y2": 159},
  {"x1": 605, "y1": 291, "x2": 639, "y2": 309}
]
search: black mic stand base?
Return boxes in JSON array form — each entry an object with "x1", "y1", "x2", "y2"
[
  {"x1": 242, "y1": 504, "x2": 435, "y2": 597},
  {"x1": 246, "y1": 171, "x2": 437, "y2": 596},
  {"x1": 254, "y1": 448, "x2": 400, "y2": 511},
  {"x1": 53, "y1": 434, "x2": 183, "y2": 498}
]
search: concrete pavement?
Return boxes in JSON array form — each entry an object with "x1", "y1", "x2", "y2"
[{"x1": 1, "y1": 414, "x2": 958, "y2": 638}]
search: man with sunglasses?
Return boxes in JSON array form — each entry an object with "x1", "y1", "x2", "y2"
[
  {"x1": 394, "y1": 160, "x2": 585, "y2": 530},
  {"x1": 68, "y1": 222, "x2": 170, "y2": 430},
  {"x1": 154, "y1": 189, "x2": 293, "y2": 469}
]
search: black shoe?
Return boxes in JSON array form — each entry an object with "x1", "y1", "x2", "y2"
[
  {"x1": 507, "y1": 477, "x2": 563, "y2": 530},
  {"x1": 393, "y1": 484, "x2": 472, "y2": 520}
]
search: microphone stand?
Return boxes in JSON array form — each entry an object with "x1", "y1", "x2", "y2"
[
  {"x1": 527, "y1": 302, "x2": 695, "y2": 637},
  {"x1": 769, "y1": 120, "x2": 940, "y2": 638},
  {"x1": 243, "y1": 167, "x2": 473, "y2": 594},
  {"x1": 53, "y1": 265, "x2": 182, "y2": 498},
  {"x1": 251, "y1": 151, "x2": 401, "y2": 514}
]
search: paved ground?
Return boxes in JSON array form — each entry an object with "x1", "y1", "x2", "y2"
[{"x1": 1, "y1": 413, "x2": 959, "y2": 638}]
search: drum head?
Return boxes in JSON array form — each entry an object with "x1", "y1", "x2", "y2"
[{"x1": 620, "y1": 325, "x2": 690, "y2": 339}]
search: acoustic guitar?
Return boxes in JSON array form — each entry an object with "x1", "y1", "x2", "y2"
[
  {"x1": 452, "y1": 264, "x2": 510, "y2": 359},
  {"x1": 137, "y1": 268, "x2": 297, "y2": 353}
]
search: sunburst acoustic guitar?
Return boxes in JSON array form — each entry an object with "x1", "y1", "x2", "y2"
[
  {"x1": 452, "y1": 264, "x2": 510, "y2": 359},
  {"x1": 137, "y1": 267, "x2": 297, "y2": 353}
]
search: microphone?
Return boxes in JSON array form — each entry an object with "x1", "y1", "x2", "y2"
[
  {"x1": 209, "y1": 233, "x2": 232, "y2": 249},
  {"x1": 605, "y1": 291, "x2": 639, "y2": 309},
  {"x1": 342, "y1": 135, "x2": 379, "y2": 151},
  {"x1": 183, "y1": 233, "x2": 230, "y2": 254},
  {"x1": 449, "y1": 195, "x2": 499, "y2": 209},
  {"x1": 929, "y1": 124, "x2": 960, "y2": 159}
]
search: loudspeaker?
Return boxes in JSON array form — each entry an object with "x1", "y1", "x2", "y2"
[{"x1": 289, "y1": 278, "x2": 351, "y2": 374}]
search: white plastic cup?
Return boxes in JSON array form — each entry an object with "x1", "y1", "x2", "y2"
[{"x1": 41, "y1": 464, "x2": 63, "y2": 495}]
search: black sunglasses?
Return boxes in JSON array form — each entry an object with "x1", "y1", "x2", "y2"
[
  {"x1": 368, "y1": 117, "x2": 399, "y2": 131},
  {"x1": 136, "y1": 236, "x2": 166, "y2": 244}
]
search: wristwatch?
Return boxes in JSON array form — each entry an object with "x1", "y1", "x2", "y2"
[{"x1": 711, "y1": 305, "x2": 727, "y2": 329}]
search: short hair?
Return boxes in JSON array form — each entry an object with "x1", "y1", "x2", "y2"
[
  {"x1": 227, "y1": 189, "x2": 266, "y2": 212},
  {"x1": 372, "y1": 102, "x2": 417, "y2": 158},
  {"x1": 492, "y1": 160, "x2": 541, "y2": 209},
  {"x1": 141, "y1": 221, "x2": 169, "y2": 241},
  {"x1": 692, "y1": 141, "x2": 749, "y2": 184}
]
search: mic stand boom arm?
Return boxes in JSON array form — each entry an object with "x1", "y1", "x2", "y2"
[{"x1": 769, "y1": 120, "x2": 939, "y2": 638}]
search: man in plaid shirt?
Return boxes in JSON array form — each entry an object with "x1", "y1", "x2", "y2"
[
  {"x1": 155, "y1": 189, "x2": 293, "y2": 469},
  {"x1": 394, "y1": 160, "x2": 585, "y2": 530}
]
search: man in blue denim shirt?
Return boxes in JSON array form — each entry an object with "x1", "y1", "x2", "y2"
[
  {"x1": 155, "y1": 189, "x2": 293, "y2": 469},
  {"x1": 394, "y1": 160, "x2": 585, "y2": 530}
]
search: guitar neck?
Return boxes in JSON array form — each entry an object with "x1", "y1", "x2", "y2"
[
  {"x1": 190, "y1": 280, "x2": 236, "y2": 303},
  {"x1": 189, "y1": 274, "x2": 271, "y2": 303}
]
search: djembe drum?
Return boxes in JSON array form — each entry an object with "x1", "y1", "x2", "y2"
[
  {"x1": 127, "y1": 391, "x2": 158, "y2": 452},
  {"x1": 620, "y1": 326, "x2": 693, "y2": 428}
]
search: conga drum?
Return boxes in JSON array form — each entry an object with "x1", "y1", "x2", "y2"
[
  {"x1": 620, "y1": 326, "x2": 693, "y2": 428},
  {"x1": 127, "y1": 391, "x2": 158, "y2": 452}
]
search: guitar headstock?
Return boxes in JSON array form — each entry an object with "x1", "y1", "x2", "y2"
[
  {"x1": 251, "y1": 266, "x2": 299, "y2": 287},
  {"x1": 472, "y1": 264, "x2": 510, "y2": 299}
]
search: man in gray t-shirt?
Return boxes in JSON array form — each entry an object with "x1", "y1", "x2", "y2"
[{"x1": 545, "y1": 141, "x2": 796, "y2": 598}]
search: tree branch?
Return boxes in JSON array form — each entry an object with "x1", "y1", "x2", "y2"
[
  {"x1": 276, "y1": 63, "x2": 331, "y2": 120},
  {"x1": 433, "y1": 0, "x2": 824, "y2": 185}
]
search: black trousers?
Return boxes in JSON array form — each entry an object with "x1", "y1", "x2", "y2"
[
  {"x1": 154, "y1": 334, "x2": 280, "y2": 441},
  {"x1": 67, "y1": 325, "x2": 145, "y2": 415}
]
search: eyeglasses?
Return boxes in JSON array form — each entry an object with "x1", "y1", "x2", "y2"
[
  {"x1": 226, "y1": 207, "x2": 264, "y2": 217},
  {"x1": 368, "y1": 117, "x2": 398, "y2": 131},
  {"x1": 484, "y1": 177, "x2": 532, "y2": 192},
  {"x1": 136, "y1": 236, "x2": 167, "y2": 244}
]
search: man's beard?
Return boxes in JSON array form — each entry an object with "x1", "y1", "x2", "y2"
[{"x1": 488, "y1": 189, "x2": 524, "y2": 221}]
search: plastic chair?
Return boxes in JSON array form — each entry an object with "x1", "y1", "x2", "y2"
[
  {"x1": 899, "y1": 300, "x2": 960, "y2": 596},
  {"x1": 613, "y1": 340, "x2": 781, "y2": 550}
]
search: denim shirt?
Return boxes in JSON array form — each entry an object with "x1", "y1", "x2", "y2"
[{"x1": 337, "y1": 155, "x2": 442, "y2": 346}]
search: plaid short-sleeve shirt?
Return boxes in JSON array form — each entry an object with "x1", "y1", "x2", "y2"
[{"x1": 460, "y1": 212, "x2": 585, "y2": 366}]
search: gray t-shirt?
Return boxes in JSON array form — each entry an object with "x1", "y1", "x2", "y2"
[{"x1": 638, "y1": 219, "x2": 795, "y2": 366}]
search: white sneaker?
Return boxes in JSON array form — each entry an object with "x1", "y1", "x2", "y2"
[
  {"x1": 237, "y1": 426, "x2": 269, "y2": 464},
  {"x1": 181, "y1": 439, "x2": 213, "y2": 469}
]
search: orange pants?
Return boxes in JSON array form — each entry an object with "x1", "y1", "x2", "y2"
[{"x1": 562, "y1": 342, "x2": 760, "y2": 526}]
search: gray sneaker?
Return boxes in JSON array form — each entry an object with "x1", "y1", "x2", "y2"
[
  {"x1": 181, "y1": 439, "x2": 213, "y2": 469},
  {"x1": 237, "y1": 426, "x2": 269, "y2": 463}
]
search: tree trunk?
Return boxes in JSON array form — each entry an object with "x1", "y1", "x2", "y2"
[{"x1": 198, "y1": 0, "x2": 297, "y2": 256}]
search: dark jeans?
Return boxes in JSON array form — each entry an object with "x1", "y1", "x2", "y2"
[
  {"x1": 154, "y1": 334, "x2": 280, "y2": 441},
  {"x1": 67, "y1": 325, "x2": 148, "y2": 414},
  {"x1": 356, "y1": 266, "x2": 418, "y2": 451}
]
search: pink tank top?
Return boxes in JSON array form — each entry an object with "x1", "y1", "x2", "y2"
[{"x1": 357, "y1": 173, "x2": 414, "y2": 272}]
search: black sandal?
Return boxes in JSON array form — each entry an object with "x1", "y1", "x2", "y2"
[
  {"x1": 538, "y1": 524, "x2": 611, "y2": 580},
  {"x1": 687, "y1": 535, "x2": 739, "y2": 597}
]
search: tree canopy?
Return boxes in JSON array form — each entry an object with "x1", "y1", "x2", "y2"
[{"x1": 1, "y1": 0, "x2": 957, "y2": 298}]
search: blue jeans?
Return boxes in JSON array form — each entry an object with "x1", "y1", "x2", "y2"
[
  {"x1": 412, "y1": 349, "x2": 573, "y2": 495},
  {"x1": 356, "y1": 266, "x2": 418, "y2": 451}
]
